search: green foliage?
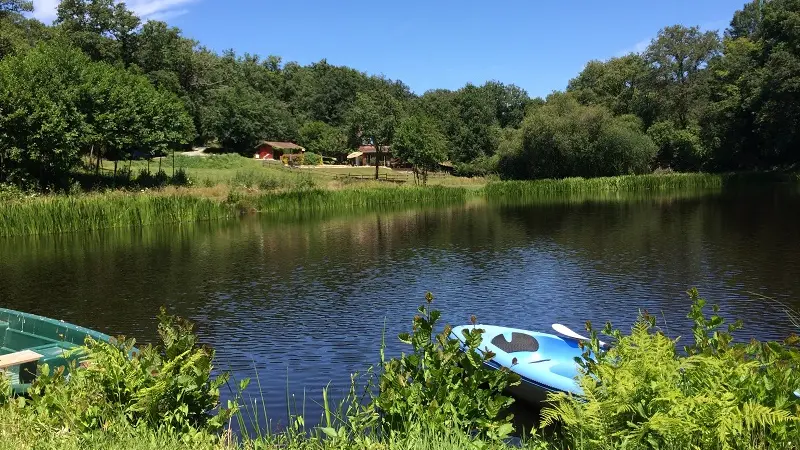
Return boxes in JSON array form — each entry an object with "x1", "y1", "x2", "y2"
[
  {"x1": 374, "y1": 293, "x2": 521, "y2": 440},
  {"x1": 647, "y1": 121, "x2": 706, "y2": 171},
  {"x1": 4, "y1": 0, "x2": 800, "y2": 191},
  {"x1": 298, "y1": 121, "x2": 348, "y2": 157},
  {"x1": 55, "y1": 0, "x2": 140, "y2": 65},
  {"x1": 200, "y1": 84, "x2": 296, "y2": 154},
  {"x1": 0, "y1": 371, "x2": 10, "y2": 406},
  {"x1": 542, "y1": 289, "x2": 800, "y2": 449},
  {"x1": 24, "y1": 308, "x2": 230, "y2": 437},
  {"x1": 644, "y1": 25, "x2": 721, "y2": 129},
  {"x1": 393, "y1": 115, "x2": 449, "y2": 185},
  {"x1": 498, "y1": 94, "x2": 656, "y2": 180},
  {"x1": 304, "y1": 152, "x2": 323, "y2": 166},
  {"x1": 568, "y1": 54, "x2": 660, "y2": 126},
  {"x1": 0, "y1": 43, "x2": 91, "y2": 189}
]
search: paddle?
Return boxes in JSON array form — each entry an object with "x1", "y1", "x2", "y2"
[{"x1": 552, "y1": 323, "x2": 610, "y2": 348}]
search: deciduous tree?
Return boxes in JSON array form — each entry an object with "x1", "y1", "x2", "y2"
[{"x1": 393, "y1": 115, "x2": 448, "y2": 185}]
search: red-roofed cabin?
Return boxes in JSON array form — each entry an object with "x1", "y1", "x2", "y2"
[{"x1": 254, "y1": 141, "x2": 306, "y2": 160}]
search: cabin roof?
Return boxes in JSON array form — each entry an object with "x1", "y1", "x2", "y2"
[{"x1": 258, "y1": 141, "x2": 305, "y2": 151}]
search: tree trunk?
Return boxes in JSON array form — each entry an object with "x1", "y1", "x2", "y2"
[
  {"x1": 95, "y1": 146, "x2": 102, "y2": 175},
  {"x1": 0, "y1": 149, "x2": 6, "y2": 182},
  {"x1": 113, "y1": 160, "x2": 118, "y2": 188},
  {"x1": 374, "y1": 143, "x2": 381, "y2": 180}
]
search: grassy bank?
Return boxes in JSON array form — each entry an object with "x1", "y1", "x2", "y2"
[
  {"x1": 0, "y1": 186, "x2": 474, "y2": 237},
  {"x1": 1, "y1": 166, "x2": 798, "y2": 237},
  {"x1": 483, "y1": 171, "x2": 800, "y2": 200}
]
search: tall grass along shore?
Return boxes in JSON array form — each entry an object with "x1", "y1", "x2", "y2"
[{"x1": 1, "y1": 170, "x2": 797, "y2": 237}]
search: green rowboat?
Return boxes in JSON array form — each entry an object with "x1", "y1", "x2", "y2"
[{"x1": 0, "y1": 308, "x2": 113, "y2": 395}]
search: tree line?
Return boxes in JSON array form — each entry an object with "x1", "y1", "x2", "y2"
[{"x1": 0, "y1": 0, "x2": 798, "y2": 190}]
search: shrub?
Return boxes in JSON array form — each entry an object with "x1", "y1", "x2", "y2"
[
  {"x1": 542, "y1": 288, "x2": 800, "y2": 450},
  {"x1": 304, "y1": 152, "x2": 323, "y2": 166},
  {"x1": 498, "y1": 94, "x2": 657, "y2": 180},
  {"x1": 24, "y1": 308, "x2": 230, "y2": 438},
  {"x1": 171, "y1": 168, "x2": 191, "y2": 186},
  {"x1": 648, "y1": 121, "x2": 706, "y2": 171},
  {"x1": 373, "y1": 293, "x2": 521, "y2": 440},
  {"x1": 454, "y1": 154, "x2": 499, "y2": 177}
]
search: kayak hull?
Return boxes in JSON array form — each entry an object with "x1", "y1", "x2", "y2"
[{"x1": 451, "y1": 324, "x2": 585, "y2": 405}]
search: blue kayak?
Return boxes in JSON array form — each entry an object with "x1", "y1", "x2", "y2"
[{"x1": 450, "y1": 324, "x2": 586, "y2": 404}]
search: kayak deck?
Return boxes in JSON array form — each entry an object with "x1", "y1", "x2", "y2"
[{"x1": 451, "y1": 324, "x2": 586, "y2": 403}]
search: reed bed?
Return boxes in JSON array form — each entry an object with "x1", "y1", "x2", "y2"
[
  {"x1": 483, "y1": 173, "x2": 725, "y2": 200},
  {"x1": 2, "y1": 171, "x2": 797, "y2": 237},
  {"x1": 248, "y1": 186, "x2": 472, "y2": 215},
  {"x1": 0, "y1": 193, "x2": 232, "y2": 237},
  {"x1": 0, "y1": 186, "x2": 473, "y2": 237}
]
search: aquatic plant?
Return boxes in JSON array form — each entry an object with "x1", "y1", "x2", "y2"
[
  {"x1": 542, "y1": 288, "x2": 800, "y2": 450},
  {"x1": 0, "y1": 192, "x2": 230, "y2": 236}
]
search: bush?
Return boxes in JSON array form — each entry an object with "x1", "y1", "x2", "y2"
[
  {"x1": 304, "y1": 152, "x2": 323, "y2": 166},
  {"x1": 648, "y1": 121, "x2": 706, "y2": 171},
  {"x1": 454, "y1": 154, "x2": 499, "y2": 177},
  {"x1": 373, "y1": 293, "x2": 521, "y2": 440},
  {"x1": 24, "y1": 308, "x2": 230, "y2": 438},
  {"x1": 542, "y1": 288, "x2": 800, "y2": 449},
  {"x1": 498, "y1": 94, "x2": 657, "y2": 180}
]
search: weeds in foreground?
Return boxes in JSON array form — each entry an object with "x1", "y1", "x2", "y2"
[
  {"x1": 3, "y1": 290, "x2": 800, "y2": 449},
  {"x1": 542, "y1": 288, "x2": 800, "y2": 450},
  {"x1": 375, "y1": 293, "x2": 521, "y2": 439}
]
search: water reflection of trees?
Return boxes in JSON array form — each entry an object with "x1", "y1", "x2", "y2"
[{"x1": 0, "y1": 189, "x2": 798, "y2": 343}]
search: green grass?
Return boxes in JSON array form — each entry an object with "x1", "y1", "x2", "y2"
[
  {"x1": 484, "y1": 173, "x2": 724, "y2": 199},
  {"x1": 0, "y1": 186, "x2": 474, "y2": 237},
  {"x1": 484, "y1": 171, "x2": 800, "y2": 201},
  {"x1": 0, "y1": 410, "x2": 550, "y2": 450},
  {"x1": 102, "y1": 154, "x2": 485, "y2": 188},
  {"x1": 0, "y1": 191, "x2": 231, "y2": 236},
  {"x1": 2, "y1": 169, "x2": 798, "y2": 237}
]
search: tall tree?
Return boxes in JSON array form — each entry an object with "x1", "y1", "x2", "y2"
[
  {"x1": 568, "y1": 54, "x2": 661, "y2": 128},
  {"x1": 0, "y1": 43, "x2": 90, "y2": 188},
  {"x1": 200, "y1": 84, "x2": 295, "y2": 154},
  {"x1": 0, "y1": 0, "x2": 31, "y2": 16},
  {"x1": 645, "y1": 25, "x2": 721, "y2": 128},
  {"x1": 348, "y1": 88, "x2": 403, "y2": 180},
  {"x1": 297, "y1": 121, "x2": 347, "y2": 158},
  {"x1": 133, "y1": 21, "x2": 198, "y2": 94},
  {"x1": 393, "y1": 115, "x2": 448, "y2": 185},
  {"x1": 55, "y1": 0, "x2": 140, "y2": 65},
  {"x1": 481, "y1": 81, "x2": 530, "y2": 128},
  {"x1": 451, "y1": 84, "x2": 499, "y2": 162},
  {"x1": 0, "y1": 0, "x2": 44, "y2": 59}
]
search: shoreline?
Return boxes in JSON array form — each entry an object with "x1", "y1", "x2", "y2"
[{"x1": 1, "y1": 171, "x2": 797, "y2": 238}]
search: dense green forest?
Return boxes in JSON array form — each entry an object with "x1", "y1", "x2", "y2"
[{"x1": 0, "y1": 0, "x2": 798, "y2": 190}]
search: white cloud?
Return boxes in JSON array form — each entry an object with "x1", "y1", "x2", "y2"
[
  {"x1": 126, "y1": 0, "x2": 196, "y2": 19},
  {"x1": 615, "y1": 38, "x2": 651, "y2": 57},
  {"x1": 31, "y1": 0, "x2": 197, "y2": 24},
  {"x1": 614, "y1": 18, "x2": 730, "y2": 58},
  {"x1": 31, "y1": 0, "x2": 59, "y2": 22},
  {"x1": 145, "y1": 8, "x2": 189, "y2": 22}
]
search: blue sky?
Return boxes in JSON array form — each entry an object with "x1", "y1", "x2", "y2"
[{"x1": 32, "y1": 0, "x2": 748, "y2": 98}]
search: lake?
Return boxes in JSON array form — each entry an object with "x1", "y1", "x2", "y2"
[{"x1": 1, "y1": 186, "x2": 799, "y2": 426}]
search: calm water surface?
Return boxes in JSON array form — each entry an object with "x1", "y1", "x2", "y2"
[{"x1": 1, "y1": 187, "x2": 799, "y2": 424}]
